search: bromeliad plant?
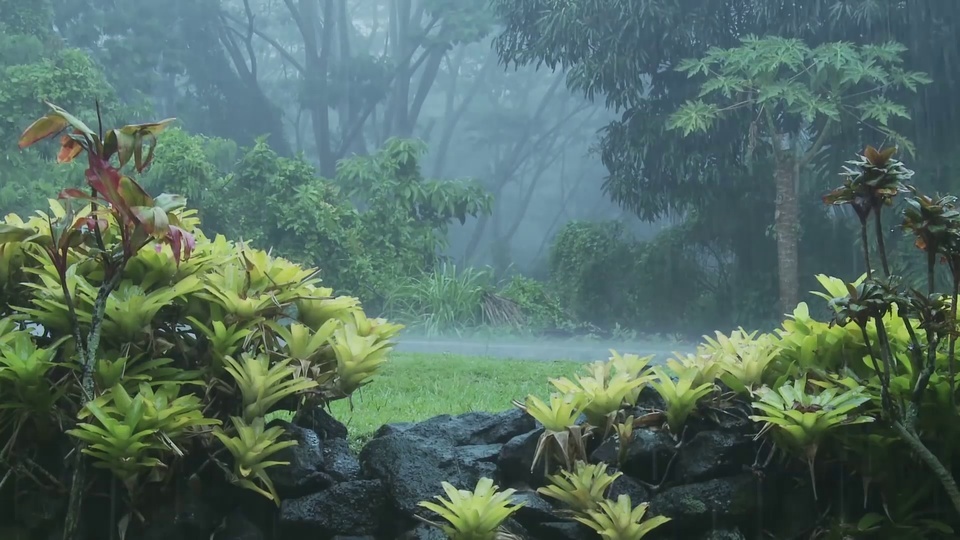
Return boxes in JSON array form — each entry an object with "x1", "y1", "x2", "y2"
[
  {"x1": 749, "y1": 377, "x2": 874, "y2": 498},
  {"x1": 0, "y1": 103, "x2": 402, "y2": 540},
  {"x1": 573, "y1": 495, "x2": 671, "y2": 540},
  {"x1": 212, "y1": 416, "x2": 297, "y2": 503},
  {"x1": 537, "y1": 461, "x2": 622, "y2": 516},
  {"x1": 416, "y1": 477, "x2": 525, "y2": 540},
  {"x1": 514, "y1": 392, "x2": 590, "y2": 473},
  {"x1": 550, "y1": 361, "x2": 647, "y2": 431},
  {"x1": 648, "y1": 367, "x2": 715, "y2": 435},
  {"x1": 822, "y1": 145, "x2": 960, "y2": 514}
]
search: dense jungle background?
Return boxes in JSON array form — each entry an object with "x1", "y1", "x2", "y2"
[{"x1": 2, "y1": 0, "x2": 959, "y2": 340}]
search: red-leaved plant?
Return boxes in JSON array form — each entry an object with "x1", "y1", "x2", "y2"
[{"x1": 12, "y1": 101, "x2": 193, "y2": 539}]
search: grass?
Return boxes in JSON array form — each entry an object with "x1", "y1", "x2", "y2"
[{"x1": 327, "y1": 352, "x2": 583, "y2": 449}]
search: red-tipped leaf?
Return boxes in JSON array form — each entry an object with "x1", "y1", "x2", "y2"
[{"x1": 18, "y1": 113, "x2": 68, "y2": 149}]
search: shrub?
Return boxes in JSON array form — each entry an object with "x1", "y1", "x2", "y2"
[
  {"x1": 498, "y1": 274, "x2": 570, "y2": 332},
  {"x1": 382, "y1": 264, "x2": 533, "y2": 336},
  {"x1": 547, "y1": 220, "x2": 710, "y2": 336},
  {"x1": 503, "y1": 146, "x2": 960, "y2": 537},
  {"x1": 0, "y1": 104, "x2": 401, "y2": 539},
  {"x1": 548, "y1": 220, "x2": 639, "y2": 328}
]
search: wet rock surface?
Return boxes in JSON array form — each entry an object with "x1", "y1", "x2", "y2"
[{"x1": 19, "y1": 406, "x2": 806, "y2": 539}]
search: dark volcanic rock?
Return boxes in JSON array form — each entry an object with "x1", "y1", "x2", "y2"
[
  {"x1": 211, "y1": 510, "x2": 265, "y2": 540},
  {"x1": 271, "y1": 422, "x2": 335, "y2": 498},
  {"x1": 510, "y1": 491, "x2": 561, "y2": 528},
  {"x1": 674, "y1": 430, "x2": 754, "y2": 483},
  {"x1": 698, "y1": 528, "x2": 747, "y2": 540},
  {"x1": 649, "y1": 474, "x2": 761, "y2": 533},
  {"x1": 525, "y1": 521, "x2": 594, "y2": 540},
  {"x1": 398, "y1": 524, "x2": 447, "y2": 539},
  {"x1": 360, "y1": 412, "x2": 505, "y2": 516},
  {"x1": 497, "y1": 428, "x2": 544, "y2": 487},
  {"x1": 591, "y1": 429, "x2": 676, "y2": 484},
  {"x1": 140, "y1": 483, "x2": 220, "y2": 540},
  {"x1": 279, "y1": 479, "x2": 389, "y2": 537},
  {"x1": 608, "y1": 473, "x2": 651, "y2": 503},
  {"x1": 296, "y1": 405, "x2": 349, "y2": 440},
  {"x1": 395, "y1": 409, "x2": 536, "y2": 446},
  {"x1": 323, "y1": 437, "x2": 361, "y2": 481}
]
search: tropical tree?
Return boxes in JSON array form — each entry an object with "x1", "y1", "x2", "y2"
[
  {"x1": 491, "y1": 0, "x2": 960, "y2": 327},
  {"x1": 666, "y1": 36, "x2": 930, "y2": 312}
]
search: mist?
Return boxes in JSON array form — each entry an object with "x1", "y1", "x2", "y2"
[{"x1": 7, "y1": 1, "x2": 960, "y2": 539}]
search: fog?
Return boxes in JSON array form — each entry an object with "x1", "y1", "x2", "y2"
[
  {"x1": 3, "y1": 1, "x2": 958, "y2": 351},
  {"x1": 9, "y1": 2, "x2": 960, "y2": 539}
]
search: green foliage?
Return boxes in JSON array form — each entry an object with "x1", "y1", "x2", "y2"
[
  {"x1": 0, "y1": 4, "x2": 116, "y2": 216},
  {"x1": 667, "y1": 36, "x2": 929, "y2": 150},
  {"x1": 648, "y1": 367, "x2": 716, "y2": 434},
  {"x1": 550, "y1": 362, "x2": 649, "y2": 429},
  {"x1": 549, "y1": 221, "x2": 637, "y2": 327},
  {"x1": 574, "y1": 495, "x2": 671, "y2": 540},
  {"x1": 537, "y1": 461, "x2": 622, "y2": 516},
  {"x1": 508, "y1": 145, "x2": 960, "y2": 536},
  {"x1": 147, "y1": 132, "x2": 492, "y2": 308},
  {"x1": 417, "y1": 477, "x2": 524, "y2": 540},
  {"x1": 383, "y1": 264, "x2": 497, "y2": 336},
  {"x1": 498, "y1": 274, "x2": 570, "y2": 331},
  {"x1": 548, "y1": 220, "x2": 711, "y2": 335},
  {"x1": 0, "y1": 105, "x2": 402, "y2": 536}
]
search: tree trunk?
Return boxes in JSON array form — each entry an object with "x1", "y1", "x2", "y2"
[{"x1": 774, "y1": 156, "x2": 800, "y2": 315}]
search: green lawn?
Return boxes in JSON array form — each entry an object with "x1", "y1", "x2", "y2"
[{"x1": 328, "y1": 352, "x2": 583, "y2": 447}]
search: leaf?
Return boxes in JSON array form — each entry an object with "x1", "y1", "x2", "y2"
[
  {"x1": 18, "y1": 113, "x2": 69, "y2": 149},
  {"x1": 154, "y1": 193, "x2": 187, "y2": 213},
  {"x1": 117, "y1": 175, "x2": 154, "y2": 209},
  {"x1": 132, "y1": 207, "x2": 170, "y2": 236},
  {"x1": 57, "y1": 188, "x2": 101, "y2": 204},
  {"x1": 864, "y1": 145, "x2": 896, "y2": 167},
  {"x1": 0, "y1": 224, "x2": 38, "y2": 244},
  {"x1": 666, "y1": 100, "x2": 721, "y2": 135},
  {"x1": 44, "y1": 103, "x2": 97, "y2": 141},
  {"x1": 57, "y1": 133, "x2": 84, "y2": 163},
  {"x1": 118, "y1": 118, "x2": 177, "y2": 138},
  {"x1": 103, "y1": 129, "x2": 138, "y2": 170}
]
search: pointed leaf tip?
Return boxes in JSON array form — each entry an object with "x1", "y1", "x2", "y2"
[{"x1": 18, "y1": 114, "x2": 69, "y2": 149}]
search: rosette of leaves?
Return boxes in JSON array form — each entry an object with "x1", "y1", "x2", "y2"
[
  {"x1": 92, "y1": 351, "x2": 191, "y2": 395},
  {"x1": 648, "y1": 367, "x2": 715, "y2": 434},
  {"x1": 614, "y1": 416, "x2": 635, "y2": 468},
  {"x1": 664, "y1": 352, "x2": 724, "y2": 389},
  {"x1": 330, "y1": 311, "x2": 400, "y2": 398},
  {"x1": 537, "y1": 461, "x2": 622, "y2": 516},
  {"x1": 823, "y1": 145, "x2": 912, "y2": 227},
  {"x1": 607, "y1": 351, "x2": 654, "y2": 405},
  {"x1": 67, "y1": 383, "x2": 217, "y2": 492},
  {"x1": 749, "y1": 377, "x2": 874, "y2": 498},
  {"x1": 197, "y1": 264, "x2": 290, "y2": 321},
  {"x1": 699, "y1": 328, "x2": 780, "y2": 394},
  {"x1": 0, "y1": 330, "x2": 70, "y2": 441},
  {"x1": 513, "y1": 392, "x2": 589, "y2": 473},
  {"x1": 417, "y1": 477, "x2": 524, "y2": 540},
  {"x1": 220, "y1": 352, "x2": 319, "y2": 423},
  {"x1": 295, "y1": 292, "x2": 361, "y2": 329},
  {"x1": 550, "y1": 361, "x2": 645, "y2": 430},
  {"x1": 265, "y1": 318, "x2": 339, "y2": 383},
  {"x1": 186, "y1": 316, "x2": 254, "y2": 367},
  {"x1": 573, "y1": 495, "x2": 671, "y2": 540},
  {"x1": 212, "y1": 416, "x2": 297, "y2": 503},
  {"x1": 776, "y1": 300, "x2": 865, "y2": 374}
]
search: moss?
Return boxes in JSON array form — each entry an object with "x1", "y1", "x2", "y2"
[{"x1": 678, "y1": 495, "x2": 708, "y2": 514}]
